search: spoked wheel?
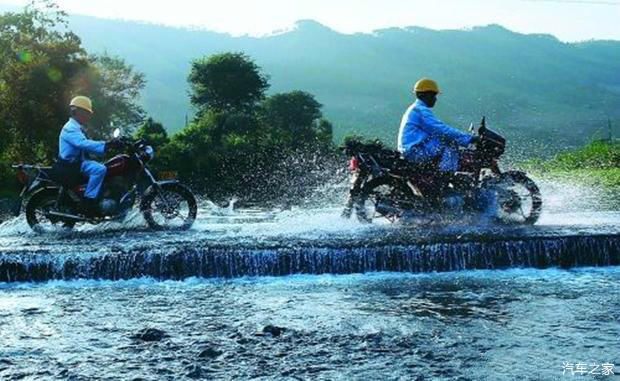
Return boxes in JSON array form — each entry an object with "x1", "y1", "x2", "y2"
[
  {"x1": 25, "y1": 189, "x2": 76, "y2": 233},
  {"x1": 356, "y1": 177, "x2": 424, "y2": 223},
  {"x1": 485, "y1": 171, "x2": 543, "y2": 225},
  {"x1": 141, "y1": 183, "x2": 197, "y2": 230}
]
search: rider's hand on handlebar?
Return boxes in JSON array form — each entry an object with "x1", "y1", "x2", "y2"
[
  {"x1": 105, "y1": 138, "x2": 125, "y2": 152},
  {"x1": 119, "y1": 136, "x2": 134, "y2": 145},
  {"x1": 106, "y1": 136, "x2": 135, "y2": 152}
]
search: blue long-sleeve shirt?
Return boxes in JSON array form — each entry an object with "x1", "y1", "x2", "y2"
[
  {"x1": 59, "y1": 118, "x2": 106, "y2": 163},
  {"x1": 397, "y1": 99, "x2": 472, "y2": 154}
]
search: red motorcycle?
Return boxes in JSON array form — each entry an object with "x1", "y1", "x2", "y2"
[
  {"x1": 12, "y1": 130, "x2": 197, "y2": 233},
  {"x1": 341, "y1": 118, "x2": 542, "y2": 225}
]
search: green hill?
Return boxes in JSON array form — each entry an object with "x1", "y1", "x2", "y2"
[{"x1": 3, "y1": 5, "x2": 620, "y2": 152}]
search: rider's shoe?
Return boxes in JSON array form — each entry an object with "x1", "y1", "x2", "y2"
[{"x1": 80, "y1": 198, "x2": 101, "y2": 218}]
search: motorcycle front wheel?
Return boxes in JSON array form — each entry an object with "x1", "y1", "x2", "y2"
[
  {"x1": 485, "y1": 171, "x2": 543, "y2": 225},
  {"x1": 141, "y1": 183, "x2": 197, "y2": 230}
]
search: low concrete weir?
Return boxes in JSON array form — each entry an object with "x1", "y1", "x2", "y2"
[{"x1": 1, "y1": 234, "x2": 618, "y2": 283}]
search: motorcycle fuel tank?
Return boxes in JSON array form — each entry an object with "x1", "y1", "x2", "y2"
[{"x1": 105, "y1": 155, "x2": 132, "y2": 177}]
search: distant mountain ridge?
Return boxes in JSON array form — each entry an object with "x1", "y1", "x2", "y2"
[{"x1": 2, "y1": 5, "x2": 619, "y2": 149}]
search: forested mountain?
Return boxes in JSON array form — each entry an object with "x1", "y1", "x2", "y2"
[{"x1": 4, "y1": 5, "x2": 620, "y2": 149}]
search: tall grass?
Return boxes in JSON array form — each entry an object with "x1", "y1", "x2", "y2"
[{"x1": 525, "y1": 140, "x2": 620, "y2": 188}]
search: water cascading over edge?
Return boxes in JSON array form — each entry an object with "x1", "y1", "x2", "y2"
[{"x1": 1, "y1": 234, "x2": 618, "y2": 283}]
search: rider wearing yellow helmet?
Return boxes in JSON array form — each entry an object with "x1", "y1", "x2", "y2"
[
  {"x1": 398, "y1": 78, "x2": 477, "y2": 172},
  {"x1": 57, "y1": 96, "x2": 122, "y2": 216}
]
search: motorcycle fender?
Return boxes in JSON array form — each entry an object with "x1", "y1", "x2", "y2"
[
  {"x1": 21, "y1": 186, "x2": 61, "y2": 216},
  {"x1": 140, "y1": 180, "x2": 186, "y2": 208},
  {"x1": 143, "y1": 180, "x2": 181, "y2": 195},
  {"x1": 13, "y1": 184, "x2": 30, "y2": 216},
  {"x1": 506, "y1": 170, "x2": 527, "y2": 177}
]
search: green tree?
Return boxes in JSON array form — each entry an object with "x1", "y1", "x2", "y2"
[
  {"x1": 259, "y1": 91, "x2": 331, "y2": 148},
  {"x1": 188, "y1": 52, "x2": 269, "y2": 113},
  {"x1": 0, "y1": 0, "x2": 86, "y2": 162},
  {"x1": 134, "y1": 117, "x2": 169, "y2": 148},
  {"x1": 316, "y1": 118, "x2": 334, "y2": 147},
  {"x1": 159, "y1": 51, "x2": 337, "y2": 202}
]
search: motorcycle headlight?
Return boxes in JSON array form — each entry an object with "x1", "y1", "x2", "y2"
[{"x1": 142, "y1": 145, "x2": 155, "y2": 162}]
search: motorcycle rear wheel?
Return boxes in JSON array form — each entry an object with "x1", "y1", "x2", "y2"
[
  {"x1": 26, "y1": 189, "x2": 76, "y2": 233},
  {"x1": 141, "y1": 183, "x2": 197, "y2": 230},
  {"x1": 356, "y1": 177, "x2": 424, "y2": 223}
]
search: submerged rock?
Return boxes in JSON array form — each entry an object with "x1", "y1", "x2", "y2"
[
  {"x1": 198, "y1": 346, "x2": 222, "y2": 359},
  {"x1": 262, "y1": 325, "x2": 286, "y2": 337},
  {"x1": 131, "y1": 328, "x2": 168, "y2": 342},
  {"x1": 186, "y1": 364, "x2": 211, "y2": 379}
]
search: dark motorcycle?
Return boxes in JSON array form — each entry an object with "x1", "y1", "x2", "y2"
[
  {"x1": 12, "y1": 130, "x2": 197, "y2": 233},
  {"x1": 341, "y1": 118, "x2": 542, "y2": 225}
]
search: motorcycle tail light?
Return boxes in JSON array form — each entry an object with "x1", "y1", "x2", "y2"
[
  {"x1": 16, "y1": 169, "x2": 28, "y2": 185},
  {"x1": 349, "y1": 157, "x2": 360, "y2": 172}
]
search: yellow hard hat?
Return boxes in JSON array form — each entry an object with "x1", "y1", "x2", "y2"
[
  {"x1": 413, "y1": 78, "x2": 440, "y2": 94},
  {"x1": 70, "y1": 96, "x2": 93, "y2": 114}
]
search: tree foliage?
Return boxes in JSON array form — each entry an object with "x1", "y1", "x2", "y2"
[
  {"x1": 159, "y1": 53, "x2": 336, "y2": 201},
  {"x1": 259, "y1": 91, "x2": 325, "y2": 148},
  {"x1": 0, "y1": 0, "x2": 145, "y2": 165},
  {"x1": 188, "y1": 52, "x2": 269, "y2": 113},
  {"x1": 134, "y1": 117, "x2": 169, "y2": 148},
  {"x1": 0, "y1": 0, "x2": 85, "y2": 162}
]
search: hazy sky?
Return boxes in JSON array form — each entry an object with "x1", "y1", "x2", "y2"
[{"x1": 1, "y1": 0, "x2": 619, "y2": 41}]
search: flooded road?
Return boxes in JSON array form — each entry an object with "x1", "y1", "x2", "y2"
[{"x1": 0, "y1": 178, "x2": 618, "y2": 379}]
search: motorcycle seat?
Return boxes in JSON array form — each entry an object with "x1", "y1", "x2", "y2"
[
  {"x1": 391, "y1": 156, "x2": 437, "y2": 177},
  {"x1": 47, "y1": 162, "x2": 87, "y2": 188}
]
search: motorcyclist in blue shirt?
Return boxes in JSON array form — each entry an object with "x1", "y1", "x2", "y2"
[
  {"x1": 398, "y1": 78, "x2": 478, "y2": 175},
  {"x1": 58, "y1": 96, "x2": 121, "y2": 217},
  {"x1": 398, "y1": 79, "x2": 499, "y2": 219}
]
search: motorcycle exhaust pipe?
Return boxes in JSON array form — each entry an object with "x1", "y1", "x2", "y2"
[{"x1": 46, "y1": 211, "x2": 92, "y2": 222}]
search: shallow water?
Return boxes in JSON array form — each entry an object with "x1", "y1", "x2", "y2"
[
  {"x1": 0, "y1": 269, "x2": 618, "y2": 380},
  {"x1": 0, "y1": 178, "x2": 618, "y2": 379},
  {"x1": 0, "y1": 174, "x2": 618, "y2": 248}
]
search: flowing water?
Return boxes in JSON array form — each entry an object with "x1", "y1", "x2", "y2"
[
  {"x1": 0, "y1": 177, "x2": 618, "y2": 380},
  {"x1": 0, "y1": 270, "x2": 618, "y2": 380}
]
